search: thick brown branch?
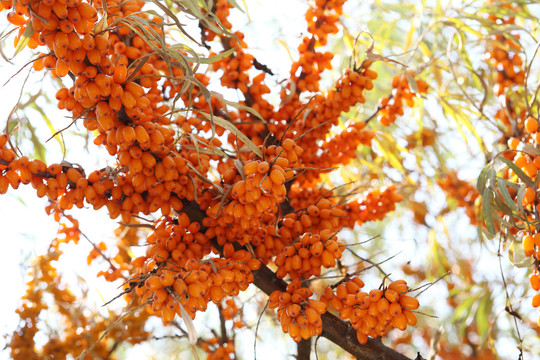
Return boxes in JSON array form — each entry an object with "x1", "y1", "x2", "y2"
[
  {"x1": 253, "y1": 58, "x2": 274, "y2": 76},
  {"x1": 297, "y1": 338, "x2": 311, "y2": 360}
]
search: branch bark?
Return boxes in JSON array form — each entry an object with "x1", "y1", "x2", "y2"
[{"x1": 297, "y1": 338, "x2": 311, "y2": 360}]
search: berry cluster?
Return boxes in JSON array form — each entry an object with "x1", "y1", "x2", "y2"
[
  {"x1": 321, "y1": 278, "x2": 418, "y2": 344},
  {"x1": 378, "y1": 73, "x2": 428, "y2": 127},
  {"x1": 485, "y1": 1, "x2": 525, "y2": 96},
  {"x1": 274, "y1": 231, "x2": 343, "y2": 279},
  {"x1": 269, "y1": 280, "x2": 327, "y2": 342}
]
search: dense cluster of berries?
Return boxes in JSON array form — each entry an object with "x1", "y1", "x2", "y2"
[
  {"x1": 276, "y1": 65, "x2": 378, "y2": 180},
  {"x1": 274, "y1": 231, "x2": 344, "y2": 279},
  {"x1": 321, "y1": 278, "x2": 418, "y2": 344},
  {"x1": 344, "y1": 185, "x2": 404, "y2": 225},
  {"x1": 0, "y1": 130, "x2": 194, "y2": 225},
  {"x1": 128, "y1": 216, "x2": 260, "y2": 323},
  {"x1": 2, "y1": 0, "x2": 212, "y2": 221},
  {"x1": 485, "y1": 1, "x2": 525, "y2": 96},
  {"x1": 289, "y1": 0, "x2": 345, "y2": 94},
  {"x1": 203, "y1": 141, "x2": 300, "y2": 250},
  {"x1": 0, "y1": 0, "x2": 423, "y2": 353},
  {"x1": 319, "y1": 120, "x2": 375, "y2": 168},
  {"x1": 269, "y1": 280, "x2": 328, "y2": 342},
  {"x1": 378, "y1": 73, "x2": 428, "y2": 126}
]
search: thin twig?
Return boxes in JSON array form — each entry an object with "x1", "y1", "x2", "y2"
[
  {"x1": 413, "y1": 271, "x2": 450, "y2": 297},
  {"x1": 253, "y1": 299, "x2": 269, "y2": 360},
  {"x1": 497, "y1": 234, "x2": 523, "y2": 359}
]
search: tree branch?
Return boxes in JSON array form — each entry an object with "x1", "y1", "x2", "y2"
[{"x1": 297, "y1": 338, "x2": 311, "y2": 360}]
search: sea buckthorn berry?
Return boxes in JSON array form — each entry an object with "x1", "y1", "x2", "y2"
[
  {"x1": 145, "y1": 275, "x2": 163, "y2": 290},
  {"x1": 530, "y1": 274, "x2": 540, "y2": 291},
  {"x1": 507, "y1": 137, "x2": 520, "y2": 150},
  {"x1": 523, "y1": 188, "x2": 536, "y2": 206},
  {"x1": 77, "y1": 2, "x2": 97, "y2": 21},
  {"x1": 384, "y1": 289, "x2": 399, "y2": 303},
  {"x1": 524, "y1": 235, "x2": 535, "y2": 257},
  {"x1": 398, "y1": 295, "x2": 419, "y2": 310},
  {"x1": 525, "y1": 117, "x2": 539, "y2": 134},
  {"x1": 323, "y1": 276, "x2": 417, "y2": 343},
  {"x1": 113, "y1": 65, "x2": 128, "y2": 84},
  {"x1": 533, "y1": 294, "x2": 540, "y2": 308},
  {"x1": 388, "y1": 280, "x2": 408, "y2": 294}
]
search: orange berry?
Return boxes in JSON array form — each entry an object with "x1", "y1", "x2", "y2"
[
  {"x1": 369, "y1": 289, "x2": 382, "y2": 302},
  {"x1": 388, "y1": 280, "x2": 408, "y2": 294},
  {"x1": 507, "y1": 137, "x2": 520, "y2": 150},
  {"x1": 377, "y1": 297, "x2": 390, "y2": 313},
  {"x1": 533, "y1": 294, "x2": 540, "y2": 308},
  {"x1": 145, "y1": 275, "x2": 163, "y2": 290},
  {"x1": 243, "y1": 161, "x2": 258, "y2": 176},
  {"x1": 399, "y1": 295, "x2": 419, "y2": 310},
  {"x1": 305, "y1": 307, "x2": 321, "y2": 326},
  {"x1": 389, "y1": 302, "x2": 402, "y2": 317},
  {"x1": 270, "y1": 169, "x2": 285, "y2": 185},
  {"x1": 524, "y1": 235, "x2": 535, "y2": 257},
  {"x1": 525, "y1": 117, "x2": 539, "y2": 134},
  {"x1": 523, "y1": 187, "x2": 536, "y2": 206},
  {"x1": 113, "y1": 64, "x2": 128, "y2": 84},
  {"x1": 159, "y1": 272, "x2": 175, "y2": 287},
  {"x1": 392, "y1": 313, "x2": 408, "y2": 331},
  {"x1": 530, "y1": 274, "x2": 540, "y2": 291},
  {"x1": 153, "y1": 288, "x2": 168, "y2": 303},
  {"x1": 308, "y1": 299, "x2": 327, "y2": 315}
]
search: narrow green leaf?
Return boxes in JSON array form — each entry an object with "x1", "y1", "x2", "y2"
[
  {"x1": 497, "y1": 156, "x2": 535, "y2": 187},
  {"x1": 482, "y1": 188, "x2": 496, "y2": 238},
  {"x1": 197, "y1": 112, "x2": 263, "y2": 159},
  {"x1": 517, "y1": 142, "x2": 540, "y2": 156},
  {"x1": 213, "y1": 92, "x2": 266, "y2": 122},
  {"x1": 496, "y1": 178, "x2": 517, "y2": 211},
  {"x1": 180, "y1": 46, "x2": 236, "y2": 65},
  {"x1": 516, "y1": 184, "x2": 526, "y2": 216},
  {"x1": 12, "y1": 22, "x2": 33, "y2": 58},
  {"x1": 227, "y1": 0, "x2": 245, "y2": 12},
  {"x1": 31, "y1": 104, "x2": 65, "y2": 155},
  {"x1": 508, "y1": 239, "x2": 534, "y2": 268},
  {"x1": 182, "y1": 144, "x2": 229, "y2": 158},
  {"x1": 476, "y1": 292, "x2": 492, "y2": 344},
  {"x1": 186, "y1": 162, "x2": 223, "y2": 193},
  {"x1": 450, "y1": 294, "x2": 477, "y2": 323},
  {"x1": 476, "y1": 165, "x2": 492, "y2": 194},
  {"x1": 491, "y1": 192, "x2": 513, "y2": 216},
  {"x1": 374, "y1": 133, "x2": 406, "y2": 174}
]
